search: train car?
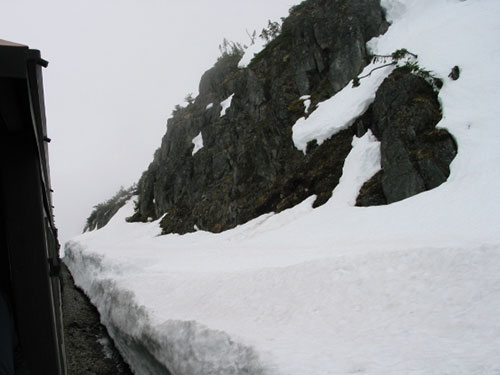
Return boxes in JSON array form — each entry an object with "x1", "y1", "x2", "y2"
[{"x1": 0, "y1": 39, "x2": 67, "y2": 374}]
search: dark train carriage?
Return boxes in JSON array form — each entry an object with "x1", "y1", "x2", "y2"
[{"x1": 0, "y1": 40, "x2": 66, "y2": 374}]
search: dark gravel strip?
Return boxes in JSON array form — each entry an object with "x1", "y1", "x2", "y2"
[{"x1": 61, "y1": 263, "x2": 134, "y2": 375}]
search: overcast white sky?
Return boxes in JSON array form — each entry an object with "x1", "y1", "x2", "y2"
[{"x1": 1, "y1": 0, "x2": 300, "y2": 244}]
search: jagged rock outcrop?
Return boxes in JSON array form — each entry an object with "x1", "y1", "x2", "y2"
[
  {"x1": 124, "y1": 0, "x2": 456, "y2": 235},
  {"x1": 356, "y1": 67, "x2": 457, "y2": 205},
  {"x1": 128, "y1": 0, "x2": 389, "y2": 234}
]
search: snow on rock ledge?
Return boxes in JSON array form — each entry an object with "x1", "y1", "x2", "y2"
[
  {"x1": 238, "y1": 39, "x2": 266, "y2": 69},
  {"x1": 192, "y1": 132, "x2": 204, "y2": 155},
  {"x1": 292, "y1": 63, "x2": 394, "y2": 153},
  {"x1": 220, "y1": 94, "x2": 234, "y2": 117}
]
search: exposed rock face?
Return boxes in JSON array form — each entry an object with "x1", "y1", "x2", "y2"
[
  {"x1": 356, "y1": 67, "x2": 457, "y2": 206},
  {"x1": 125, "y1": 0, "x2": 456, "y2": 235},
  {"x1": 128, "y1": 0, "x2": 389, "y2": 234}
]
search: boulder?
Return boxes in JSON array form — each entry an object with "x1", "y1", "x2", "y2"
[{"x1": 357, "y1": 67, "x2": 457, "y2": 205}]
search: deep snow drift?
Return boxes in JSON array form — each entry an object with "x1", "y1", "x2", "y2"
[{"x1": 65, "y1": 1, "x2": 500, "y2": 374}]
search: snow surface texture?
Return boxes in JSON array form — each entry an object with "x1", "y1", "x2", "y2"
[
  {"x1": 65, "y1": 1, "x2": 500, "y2": 374},
  {"x1": 192, "y1": 132, "x2": 203, "y2": 155},
  {"x1": 219, "y1": 94, "x2": 234, "y2": 117}
]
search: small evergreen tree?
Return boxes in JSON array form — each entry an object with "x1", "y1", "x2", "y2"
[
  {"x1": 185, "y1": 93, "x2": 195, "y2": 105},
  {"x1": 353, "y1": 48, "x2": 442, "y2": 90},
  {"x1": 259, "y1": 20, "x2": 281, "y2": 43},
  {"x1": 171, "y1": 104, "x2": 183, "y2": 116},
  {"x1": 218, "y1": 38, "x2": 244, "y2": 59},
  {"x1": 83, "y1": 185, "x2": 137, "y2": 232}
]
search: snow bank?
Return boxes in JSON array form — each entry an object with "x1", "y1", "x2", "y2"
[
  {"x1": 66, "y1": 241, "x2": 269, "y2": 375},
  {"x1": 65, "y1": 1, "x2": 500, "y2": 374}
]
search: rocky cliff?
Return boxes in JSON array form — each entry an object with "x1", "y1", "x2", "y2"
[{"x1": 113, "y1": 0, "x2": 456, "y2": 235}]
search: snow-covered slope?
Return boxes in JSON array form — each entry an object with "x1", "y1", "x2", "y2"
[{"x1": 65, "y1": 1, "x2": 500, "y2": 374}]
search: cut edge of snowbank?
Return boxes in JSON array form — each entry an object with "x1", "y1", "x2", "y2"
[{"x1": 64, "y1": 241, "x2": 273, "y2": 375}]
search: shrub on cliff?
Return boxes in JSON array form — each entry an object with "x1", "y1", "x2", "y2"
[{"x1": 83, "y1": 185, "x2": 137, "y2": 232}]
